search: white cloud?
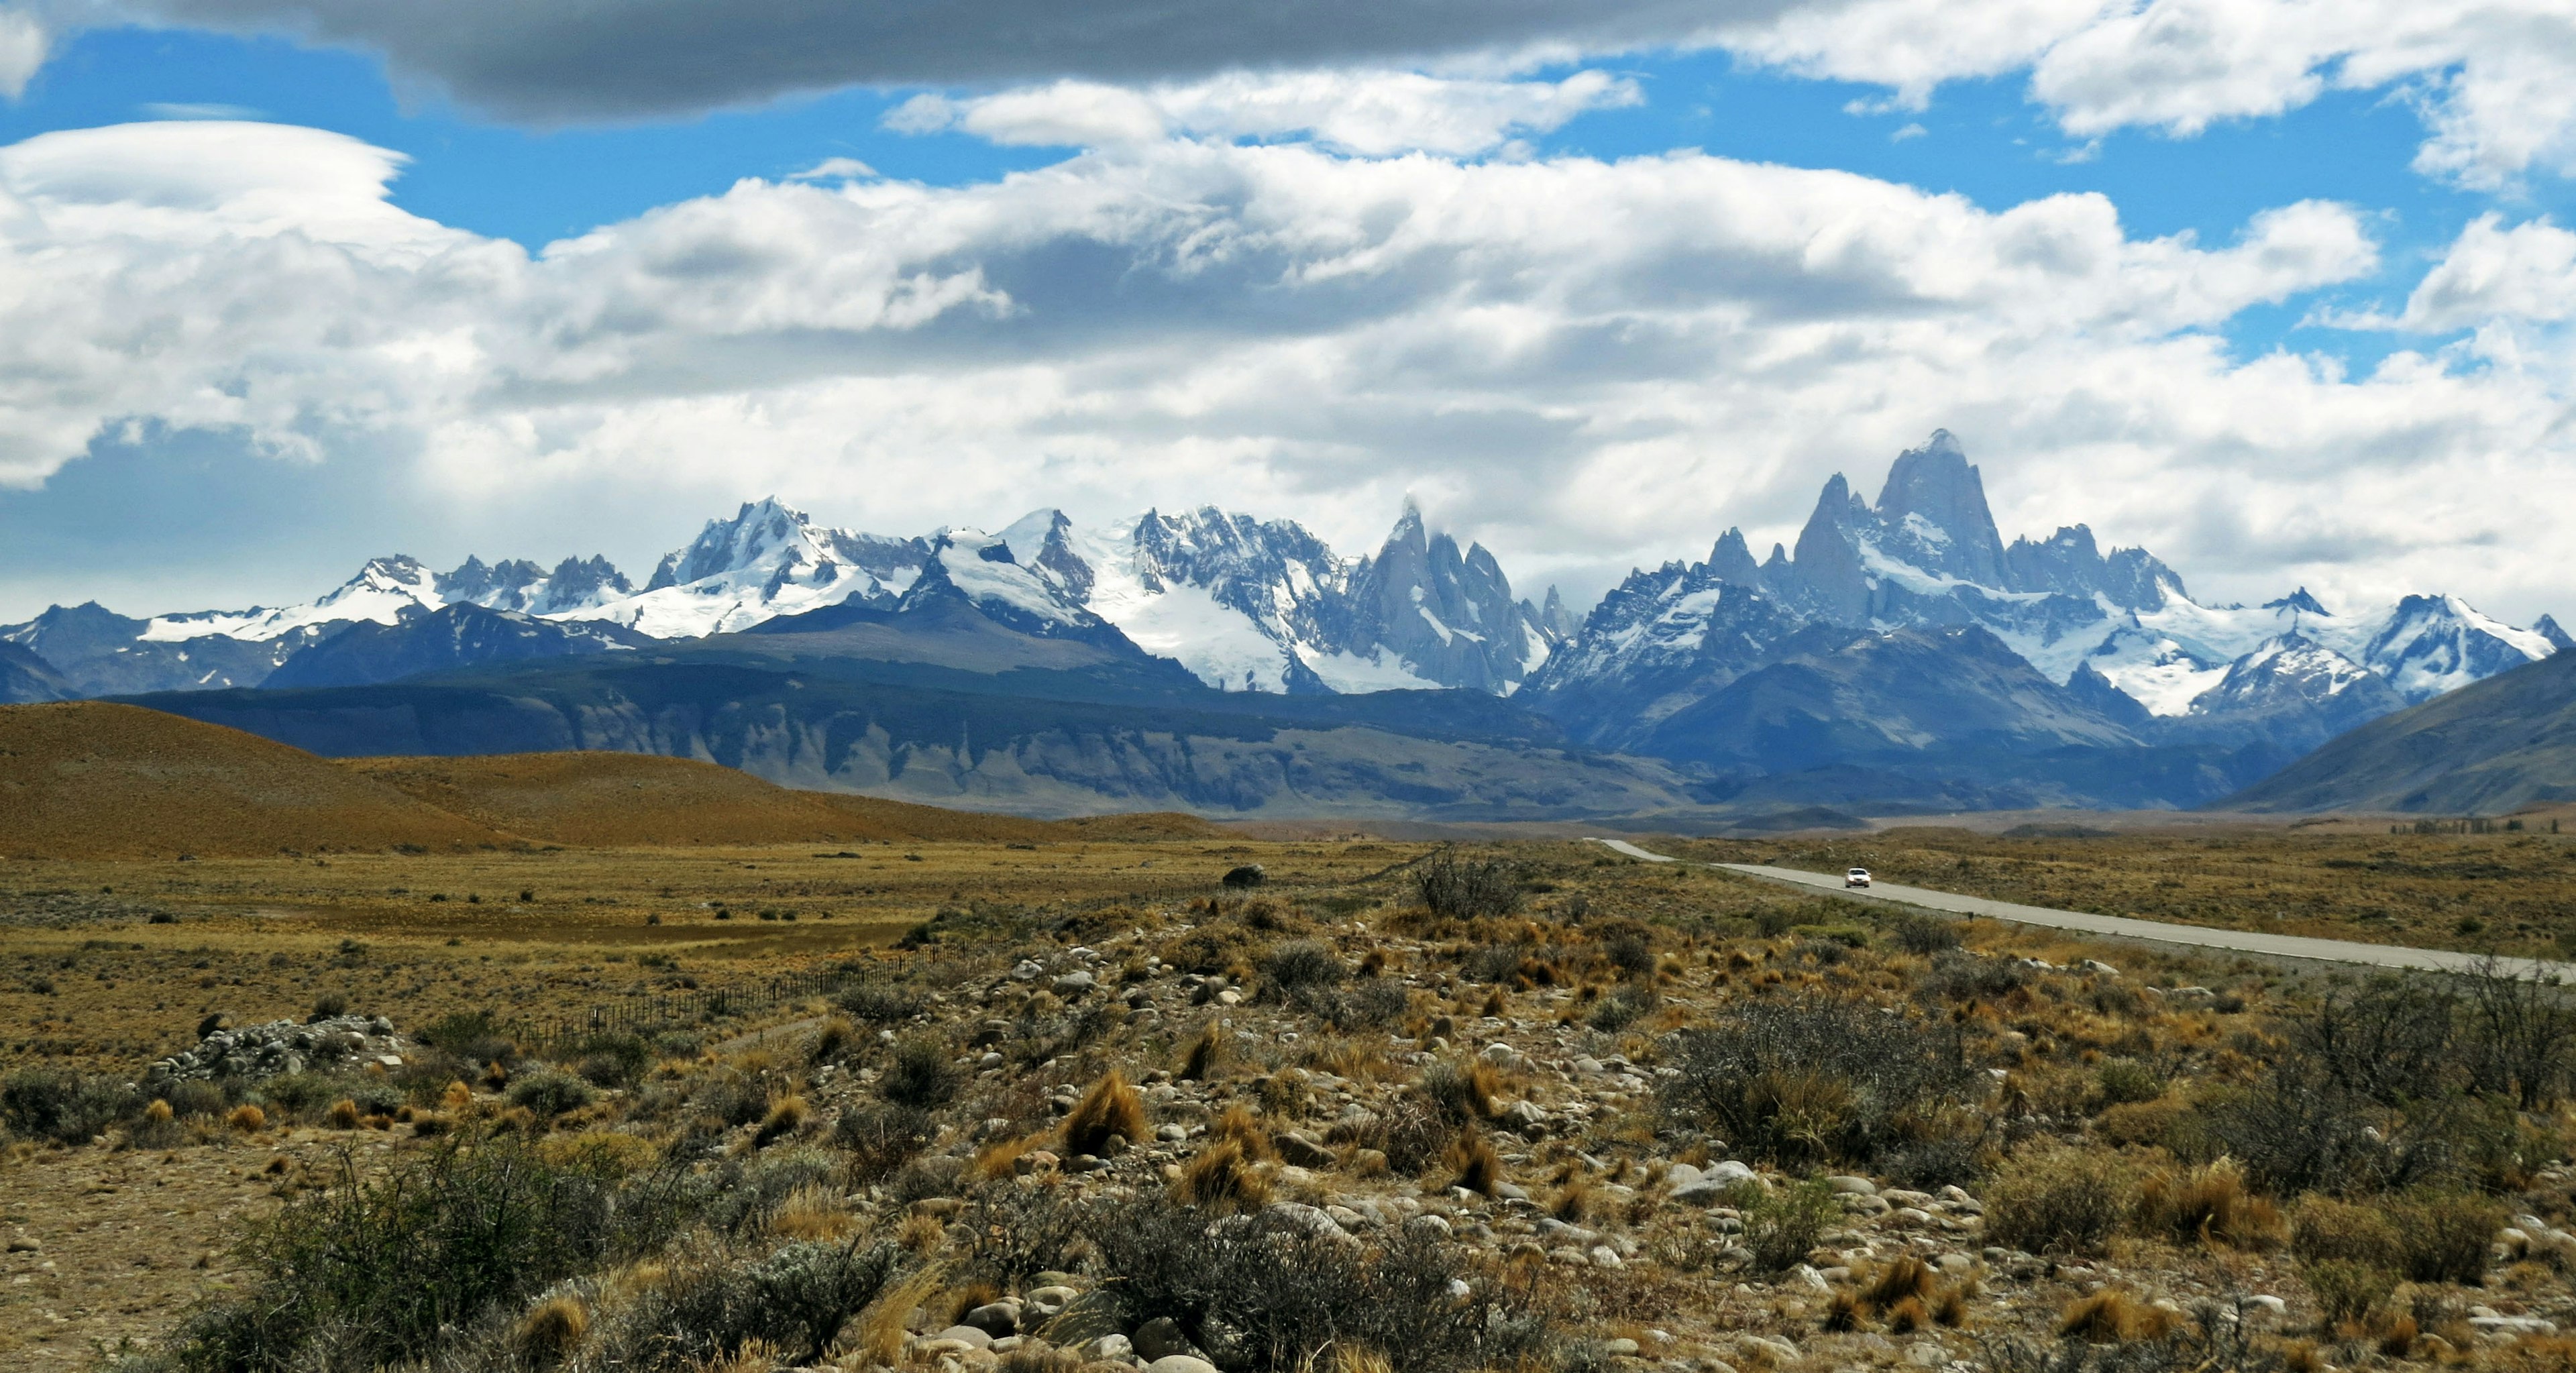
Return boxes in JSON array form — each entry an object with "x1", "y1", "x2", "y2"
[
  {"x1": 788, "y1": 156, "x2": 877, "y2": 181},
  {"x1": 1716, "y1": 0, "x2": 2576, "y2": 190},
  {"x1": 884, "y1": 69, "x2": 1644, "y2": 157},
  {"x1": 2399, "y1": 214, "x2": 2576, "y2": 330},
  {"x1": 3, "y1": 117, "x2": 2573, "y2": 626},
  {"x1": 0, "y1": 6, "x2": 46, "y2": 98}
]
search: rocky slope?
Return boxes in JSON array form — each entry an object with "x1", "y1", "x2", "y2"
[{"x1": 2224, "y1": 648, "x2": 2576, "y2": 814}]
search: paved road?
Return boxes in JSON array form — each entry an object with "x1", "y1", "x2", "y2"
[{"x1": 1589, "y1": 838, "x2": 2576, "y2": 980}]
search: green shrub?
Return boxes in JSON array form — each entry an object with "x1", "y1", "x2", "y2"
[
  {"x1": 1739, "y1": 1178, "x2": 1839, "y2": 1272},
  {"x1": 2304, "y1": 1259, "x2": 2396, "y2": 1325},
  {"x1": 1663, "y1": 996, "x2": 1978, "y2": 1168},
  {"x1": 165, "y1": 1136, "x2": 698, "y2": 1373},
  {"x1": 1984, "y1": 1146, "x2": 2128, "y2": 1256},
  {"x1": 508, "y1": 1071, "x2": 598, "y2": 1119},
  {"x1": 1587, "y1": 985, "x2": 1658, "y2": 1032},
  {"x1": 2, "y1": 1068, "x2": 132, "y2": 1144},
  {"x1": 879, "y1": 1038, "x2": 961, "y2": 1109},
  {"x1": 598, "y1": 1240, "x2": 906, "y2": 1369},
  {"x1": 2094, "y1": 1058, "x2": 2167, "y2": 1107},
  {"x1": 1089, "y1": 1195, "x2": 1546, "y2": 1373}
]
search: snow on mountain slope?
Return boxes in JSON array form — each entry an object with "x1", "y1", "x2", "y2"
[
  {"x1": 564, "y1": 498, "x2": 926, "y2": 638},
  {"x1": 142, "y1": 556, "x2": 444, "y2": 643}
]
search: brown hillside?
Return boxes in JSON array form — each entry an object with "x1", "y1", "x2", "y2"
[
  {"x1": 345, "y1": 753, "x2": 939, "y2": 846},
  {"x1": 0, "y1": 702, "x2": 506, "y2": 859},
  {"x1": 342, "y1": 752, "x2": 1225, "y2": 845}
]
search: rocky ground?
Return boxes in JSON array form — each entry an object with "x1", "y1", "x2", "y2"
[{"x1": 9, "y1": 845, "x2": 2576, "y2": 1373}]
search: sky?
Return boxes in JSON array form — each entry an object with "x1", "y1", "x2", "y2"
[{"x1": 0, "y1": 0, "x2": 2573, "y2": 626}]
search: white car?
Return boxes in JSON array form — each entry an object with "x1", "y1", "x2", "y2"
[{"x1": 1844, "y1": 867, "x2": 1872, "y2": 889}]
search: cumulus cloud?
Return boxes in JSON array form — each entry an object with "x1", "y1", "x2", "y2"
[
  {"x1": 885, "y1": 70, "x2": 1643, "y2": 157},
  {"x1": 1717, "y1": 0, "x2": 2576, "y2": 189},
  {"x1": 0, "y1": 5, "x2": 47, "y2": 97},
  {"x1": 2396, "y1": 215, "x2": 2576, "y2": 330},
  {"x1": 8, "y1": 116, "x2": 2576, "y2": 623}
]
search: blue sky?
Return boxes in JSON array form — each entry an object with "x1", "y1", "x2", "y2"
[{"x1": 1, "y1": 1, "x2": 2573, "y2": 626}]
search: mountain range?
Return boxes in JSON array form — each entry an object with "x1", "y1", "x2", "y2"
[{"x1": 7, "y1": 431, "x2": 2563, "y2": 820}]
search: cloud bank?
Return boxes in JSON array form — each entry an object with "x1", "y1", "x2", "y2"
[{"x1": 2, "y1": 113, "x2": 2571, "y2": 626}]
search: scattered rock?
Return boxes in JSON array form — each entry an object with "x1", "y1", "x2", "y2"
[{"x1": 1273, "y1": 1132, "x2": 1336, "y2": 1168}]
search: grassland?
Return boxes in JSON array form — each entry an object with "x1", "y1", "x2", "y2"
[
  {"x1": 1670, "y1": 824, "x2": 2576, "y2": 961},
  {"x1": 16, "y1": 755, "x2": 2576, "y2": 1373}
]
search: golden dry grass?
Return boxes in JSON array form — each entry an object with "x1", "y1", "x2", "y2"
[
  {"x1": 1678, "y1": 823, "x2": 2576, "y2": 958},
  {"x1": 0, "y1": 702, "x2": 506, "y2": 859}
]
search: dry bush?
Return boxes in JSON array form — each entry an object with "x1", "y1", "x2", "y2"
[
  {"x1": 1333, "y1": 1095, "x2": 1453, "y2": 1176},
  {"x1": 1175, "y1": 1140, "x2": 1271, "y2": 1211},
  {"x1": 227, "y1": 1103, "x2": 266, "y2": 1132},
  {"x1": 2381, "y1": 1189, "x2": 2506, "y2": 1284},
  {"x1": 1886, "y1": 1297, "x2": 1930, "y2": 1333},
  {"x1": 1549, "y1": 1178, "x2": 1592, "y2": 1224},
  {"x1": 1741, "y1": 1178, "x2": 1839, "y2": 1273},
  {"x1": 2290, "y1": 1195, "x2": 2401, "y2": 1265},
  {"x1": 1063, "y1": 1071, "x2": 1147, "y2": 1156},
  {"x1": 836, "y1": 1103, "x2": 933, "y2": 1183},
  {"x1": 1986, "y1": 1146, "x2": 2129, "y2": 1256},
  {"x1": 1823, "y1": 1289, "x2": 1864, "y2": 1332},
  {"x1": 1414, "y1": 849, "x2": 1523, "y2": 920},
  {"x1": 1664, "y1": 995, "x2": 1977, "y2": 1169},
  {"x1": 2134, "y1": 1159, "x2": 2284, "y2": 1250}
]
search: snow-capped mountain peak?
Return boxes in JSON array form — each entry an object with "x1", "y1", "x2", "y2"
[{"x1": 570, "y1": 497, "x2": 928, "y2": 638}]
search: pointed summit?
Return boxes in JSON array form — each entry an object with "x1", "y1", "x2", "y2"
[
  {"x1": 1874, "y1": 429, "x2": 2009, "y2": 588},
  {"x1": 1707, "y1": 529, "x2": 1762, "y2": 586},
  {"x1": 2537, "y1": 614, "x2": 2573, "y2": 652},
  {"x1": 2264, "y1": 588, "x2": 2331, "y2": 616}
]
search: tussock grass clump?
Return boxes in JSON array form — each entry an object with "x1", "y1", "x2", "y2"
[
  {"x1": 225, "y1": 1104, "x2": 266, "y2": 1133},
  {"x1": 752, "y1": 1095, "x2": 808, "y2": 1148},
  {"x1": 1179, "y1": 1023, "x2": 1226, "y2": 1081},
  {"x1": 516, "y1": 1295, "x2": 589, "y2": 1366},
  {"x1": 2135, "y1": 1159, "x2": 2284, "y2": 1250},
  {"x1": 1062, "y1": 1071, "x2": 1146, "y2": 1156},
  {"x1": 1448, "y1": 1134, "x2": 1502, "y2": 1196},
  {"x1": 1421, "y1": 1058, "x2": 1502, "y2": 1122},
  {"x1": 1176, "y1": 1139, "x2": 1271, "y2": 1211}
]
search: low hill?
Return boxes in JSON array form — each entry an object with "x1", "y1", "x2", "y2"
[
  {"x1": 0, "y1": 702, "x2": 505, "y2": 858},
  {"x1": 2225, "y1": 650, "x2": 2576, "y2": 814},
  {"x1": 343, "y1": 752, "x2": 1139, "y2": 846}
]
